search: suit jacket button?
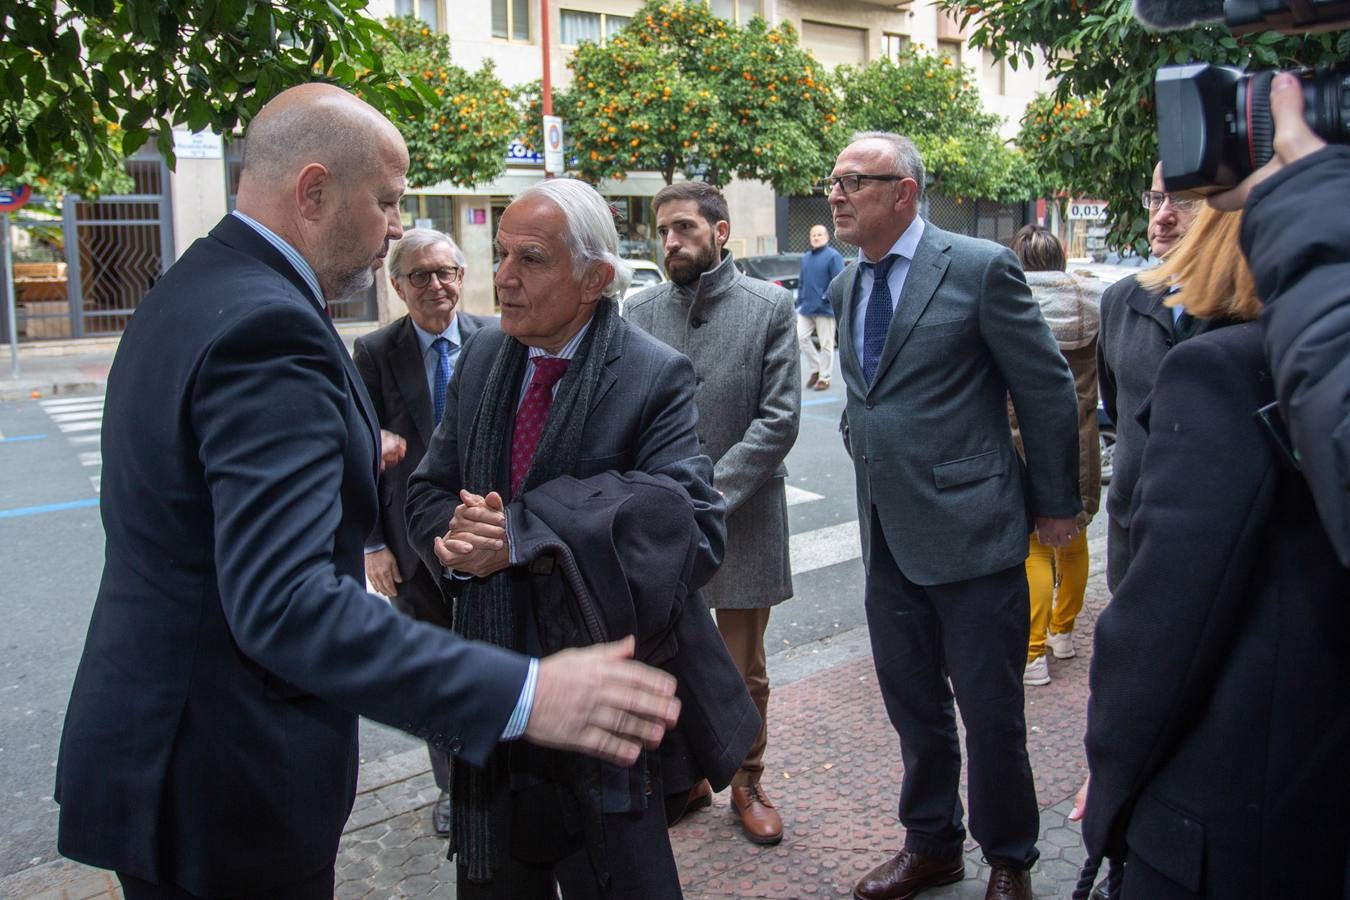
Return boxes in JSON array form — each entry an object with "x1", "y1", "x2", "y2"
[
  {"x1": 865, "y1": 400, "x2": 875, "y2": 410},
  {"x1": 861, "y1": 454, "x2": 868, "y2": 463},
  {"x1": 449, "y1": 737, "x2": 464, "y2": 754}
]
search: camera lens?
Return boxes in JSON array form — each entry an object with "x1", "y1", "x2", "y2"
[
  {"x1": 1241, "y1": 65, "x2": 1350, "y2": 173},
  {"x1": 1157, "y1": 62, "x2": 1350, "y2": 193}
]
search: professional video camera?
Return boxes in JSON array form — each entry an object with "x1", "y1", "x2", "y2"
[{"x1": 1139, "y1": 0, "x2": 1350, "y2": 192}]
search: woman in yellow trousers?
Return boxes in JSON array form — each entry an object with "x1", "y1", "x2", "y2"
[{"x1": 1009, "y1": 226, "x2": 1102, "y2": 686}]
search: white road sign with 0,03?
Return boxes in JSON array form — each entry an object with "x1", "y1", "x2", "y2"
[{"x1": 1068, "y1": 200, "x2": 1107, "y2": 220}]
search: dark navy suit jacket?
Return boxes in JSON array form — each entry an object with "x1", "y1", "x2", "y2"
[{"x1": 55, "y1": 215, "x2": 528, "y2": 895}]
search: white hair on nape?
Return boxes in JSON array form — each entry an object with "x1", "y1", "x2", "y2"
[
  {"x1": 514, "y1": 179, "x2": 632, "y2": 301},
  {"x1": 387, "y1": 228, "x2": 464, "y2": 279}
]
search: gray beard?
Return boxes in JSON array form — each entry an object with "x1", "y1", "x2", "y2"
[{"x1": 328, "y1": 265, "x2": 374, "y2": 303}]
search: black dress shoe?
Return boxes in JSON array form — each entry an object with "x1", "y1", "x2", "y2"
[
  {"x1": 432, "y1": 789, "x2": 451, "y2": 837},
  {"x1": 854, "y1": 848, "x2": 966, "y2": 900},
  {"x1": 985, "y1": 865, "x2": 1032, "y2": 900}
]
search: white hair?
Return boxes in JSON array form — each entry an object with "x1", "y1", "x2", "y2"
[
  {"x1": 387, "y1": 228, "x2": 464, "y2": 279},
  {"x1": 514, "y1": 179, "x2": 632, "y2": 301},
  {"x1": 851, "y1": 131, "x2": 926, "y2": 200}
]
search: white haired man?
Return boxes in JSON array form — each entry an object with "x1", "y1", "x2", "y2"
[{"x1": 406, "y1": 178, "x2": 758, "y2": 898}]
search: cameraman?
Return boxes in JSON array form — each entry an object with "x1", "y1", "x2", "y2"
[{"x1": 1211, "y1": 72, "x2": 1350, "y2": 565}]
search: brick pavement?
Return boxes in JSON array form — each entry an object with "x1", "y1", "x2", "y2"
[{"x1": 4, "y1": 562, "x2": 1110, "y2": 900}]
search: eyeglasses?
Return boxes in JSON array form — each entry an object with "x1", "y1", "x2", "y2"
[
  {"x1": 1140, "y1": 191, "x2": 1201, "y2": 213},
  {"x1": 822, "y1": 174, "x2": 906, "y2": 195},
  {"x1": 405, "y1": 267, "x2": 462, "y2": 287}
]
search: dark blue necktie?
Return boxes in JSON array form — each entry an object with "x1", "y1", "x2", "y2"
[
  {"x1": 432, "y1": 337, "x2": 452, "y2": 424},
  {"x1": 862, "y1": 254, "x2": 898, "y2": 385}
]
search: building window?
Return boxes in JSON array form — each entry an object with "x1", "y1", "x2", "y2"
[
  {"x1": 937, "y1": 39, "x2": 961, "y2": 67},
  {"x1": 559, "y1": 9, "x2": 631, "y2": 45},
  {"x1": 882, "y1": 32, "x2": 909, "y2": 61},
  {"x1": 802, "y1": 20, "x2": 867, "y2": 69},
  {"x1": 982, "y1": 48, "x2": 1006, "y2": 94},
  {"x1": 395, "y1": 0, "x2": 439, "y2": 29},
  {"x1": 492, "y1": 0, "x2": 531, "y2": 41},
  {"x1": 709, "y1": 0, "x2": 762, "y2": 25}
]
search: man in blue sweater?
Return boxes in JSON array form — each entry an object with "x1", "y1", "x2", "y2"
[{"x1": 797, "y1": 224, "x2": 845, "y2": 390}]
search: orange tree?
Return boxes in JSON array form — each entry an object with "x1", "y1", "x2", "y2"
[
  {"x1": 937, "y1": 0, "x2": 1346, "y2": 249},
  {"x1": 370, "y1": 17, "x2": 516, "y2": 188},
  {"x1": 523, "y1": 0, "x2": 839, "y2": 193},
  {"x1": 836, "y1": 46, "x2": 1038, "y2": 203},
  {"x1": 1015, "y1": 92, "x2": 1107, "y2": 218}
]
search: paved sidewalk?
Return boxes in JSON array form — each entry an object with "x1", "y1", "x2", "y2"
[{"x1": 7, "y1": 552, "x2": 1109, "y2": 900}]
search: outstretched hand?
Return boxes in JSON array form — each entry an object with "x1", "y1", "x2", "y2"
[{"x1": 525, "y1": 635, "x2": 681, "y2": 766}]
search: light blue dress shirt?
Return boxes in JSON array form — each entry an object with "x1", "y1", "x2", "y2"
[
  {"x1": 852, "y1": 217, "x2": 926, "y2": 366},
  {"x1": 230, "y1": 210, "x2": 326, "y2": 309}
]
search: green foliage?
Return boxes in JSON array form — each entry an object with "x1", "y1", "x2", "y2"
[
  {"x1": 836, "y1": 47, "x2": 1035, "y2": 203},
  {"x1": 938, "y1": 0, "x2": 1345, "y2": 250},
  {"x1": 1015, "y1": 93, "x2": 1105, "y2": 202},
  {"x1": 1, "y1": 0, "x2": 427, "y2": 198},
  {"x1": 371, "y1": 17, "x2": 516, "y2": 188},
  {"x1": 522, "y1": 0, "x2": 840, "y2": 192}
]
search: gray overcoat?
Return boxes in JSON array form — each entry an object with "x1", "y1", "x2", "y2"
[{"x1": 625, "y1": 251, "x2": 800, "y2": 609}]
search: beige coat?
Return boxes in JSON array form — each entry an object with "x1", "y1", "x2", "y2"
[{"x1": 1010, "y1": 270, "x2": 1103, "y2": 524}]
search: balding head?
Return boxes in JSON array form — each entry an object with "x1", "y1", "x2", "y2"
[
  {"x1": 240, "y1": 83, "x2": 400, "y2": 192},
  {"x1": 234, "y1": 84, "x2": 409, "y2": 301}
]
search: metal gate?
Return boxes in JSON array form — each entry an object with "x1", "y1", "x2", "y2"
[
  {"x1": 779, "y1": 192, "x2": 1032, "y2": 255},
  {"x1": 3, "y1": 154, "x2": 172, "y2": 341}
]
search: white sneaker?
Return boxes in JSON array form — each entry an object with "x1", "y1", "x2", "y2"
[
  {"x1": 1047, "y1": 631, "x2": 1077, "y2": 659},
  {"x1": 1023, "y1": 656, "x2": 1051, "y2": 686}
]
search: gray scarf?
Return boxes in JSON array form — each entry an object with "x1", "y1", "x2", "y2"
[{"x1": 449, "y1": 298, "x2": 619, "y2": 881}]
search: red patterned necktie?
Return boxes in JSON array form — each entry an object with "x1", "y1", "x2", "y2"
[{"x1": 511, "y1": 357, "x2": 570, "y2": 494}]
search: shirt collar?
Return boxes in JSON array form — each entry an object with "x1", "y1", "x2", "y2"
[
  {"x1": 229, "y1": 209, "x2": 326, "y2": 308},
  {"x1": 861, "y1": 216, "x2": 926, "y2": 267},
  {"x1": 528, "y1": 318, "x2": 592, "y2": 361},
  {"x1": 410, "y1": 314, "x2": 462, "y2": 355}
]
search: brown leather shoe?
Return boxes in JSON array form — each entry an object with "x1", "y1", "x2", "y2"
[
  {"x1": 853, "y1": 848, "x2": 965, "y2": 900},
  {"x1": 730, "y1": 783, "x2": 783, "y2": 845},
  {"x1": 666, "y1": 779, "x2": 712, "y2": 827},
  {"x1": 984, "y1": 865, "x2": 1032, "y2": 900},
  {"x1": 806, "y1": 372, "x2": 820, "y2": 388}
]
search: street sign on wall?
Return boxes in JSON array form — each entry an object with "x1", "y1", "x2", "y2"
[
  {"x1": 543, "y1": 116, "x2": 564, "y2": 176},
  {"x1": 0, "y1": 185, "x2": 33, "y2": 213},
  {"x1": 1068, "y1": 199, "x2": 1108, "y2": 220}
]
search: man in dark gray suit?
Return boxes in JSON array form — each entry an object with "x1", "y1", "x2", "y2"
[
  {"x1": 405, "y1": 178, "x2": 751, "y2": 899},
  {"x1": 1097, "y1": 162, "x2": 1200, "y2": 590},
  {"x1": 827, "y1": 132, "x2": 1080, "y2": 900},
  {"x1": 625, "y1": 181, "x2": 800, "y2": 845},
  {"x1": 353, "y1": 228, "x2": 493, "y2": 836}
]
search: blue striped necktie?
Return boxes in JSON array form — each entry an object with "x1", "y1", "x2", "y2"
[
  {"x1": 432, "y1": 337, "x2": 452, "y2": 424},
  {"x1": 862, "y1": 254, "x2": 898, "y2": 385}
]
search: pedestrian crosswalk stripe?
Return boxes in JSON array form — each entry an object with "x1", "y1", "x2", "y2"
[
  {"x1": 784, "y1": 484, "x2": 825, "y2": 507},
  {"x1": 53, "y1": 420, "x2": 101, "y2": 432},
  {"x1": 79, "y1": 452, "x2": 101, "y2": 467},
  {"x1": 790, "y1": 520, "x2": 862, "y2": 576},
  {"x1": 48, "y1": 410, "x2": 104, "y2": 423}
]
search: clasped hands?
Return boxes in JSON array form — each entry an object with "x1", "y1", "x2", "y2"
[{"x1": 432, "y1": 489, "x2": 511, "y2": 578}]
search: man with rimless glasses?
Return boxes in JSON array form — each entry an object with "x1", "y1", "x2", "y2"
[
  {"x1": 353, "y1": 228, "x2": 495, "y2": 837},
  {"x1": 825, "y1": 132, "x2": 1080, "y2": 900},
  {"x1": 1097, "y1": 163, "x2": 1201, "y2": 591}
]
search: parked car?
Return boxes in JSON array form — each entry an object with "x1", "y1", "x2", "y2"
[
  {"x1": 733, "y1": 253, "x2": 803, "y2": 301},
  {"x1": 623, "y1": 258, "x2": 667, "y2": 301},
  {"x1": 1098, "y1": 403, "x2": 1116, "y2": 484}
]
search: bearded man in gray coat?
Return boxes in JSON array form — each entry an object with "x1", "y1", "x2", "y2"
[{"x1": 625, "y1": 181, "x2": 801, "y2": 846}]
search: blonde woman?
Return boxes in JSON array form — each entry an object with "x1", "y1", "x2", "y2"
[{"x1": 1075, "y1": 205, "x2": 1350, "y2": 898}]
